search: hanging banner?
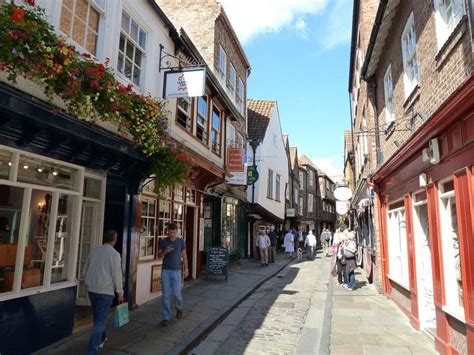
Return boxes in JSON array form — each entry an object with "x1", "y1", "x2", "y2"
[
  {"x1": 226, "y1": 148, "x2": 247, "y2": 185},
  {"x1": 163, "y1": 68, "x2": 206, "y2": 98}
]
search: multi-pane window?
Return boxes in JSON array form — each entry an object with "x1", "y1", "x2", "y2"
[
  {"x1": 140, "y1": 197, "x2": 156, "y2": 258},
  {"x1": 439, "y1": 179, "x2": 464, "y2": 314},
  {"x1": 229, "y1": 125, "x2": 236, "y2": 146},
  {"x1": 237, "y1": 78, "x2": 244, "y2": 114},
  {"x1": 308, "y1": 170, "x2": 314, "y2": 187},
  {"x1": 196, "y1": 96, "x2": 208, "y2": 143},
  {"x1": 60, "y1": 0, "x2": 104, "y2": 56},
  {"x1": 434, "y1": 0, "x2": 465, "y2": 48},
  {"x1": 384, "y1": 65, "x2": 395, "y2": 124},
  {"x1": 267, "y1": 170, "x2": 274, "y2": 199},
  {"x1": 387, "y1": 201, "x2": 409, "y2": 288},
  {"x1": 218, "y1": 45, "x2": 227, "y2": 84},
  {"x1": 401, "y1": 13, "x2": 419, "y2": 97},
  {"x1": 229, "y1": 63, "x2": 236, "y2": 99},
  {"x1": 298, "y1": 197, "x2": 304, "y2": 215},
  {"x1": 117, "y1": 11, "x2": 147, "y2": 87},
  {"x1": 176, "y1": 97, "x2": 192, "y2": 131},
  {"x1": 275, "y1": 174, "x2": 281, "y2": 201},
  {"x1": 308, "y1": 194, "x2": 314, "y2": 213},
  {"x1": 211, "y1": 106, "x2": 221, "y2": 155},
  {"x1": 158, "y1": 200, "x2": 171, "y2": 239},
  {"x1": 299, "y1": 171, "x2": 304, "y2": 190}
]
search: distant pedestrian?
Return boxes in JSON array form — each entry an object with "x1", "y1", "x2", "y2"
[
  {"x1": 268, "y1": 227, "x2": 278, "y2": 263},
  {"x1": 158, "y1": 223, "x2": 189, "y2": 327},
  {"x1": 293, "y1": 229, "x2": 300, "y2": 249},
  {"x1": 284, "y1": 230, "x2": 295, "y2": 258},
  {"x1": 334, "y1": 227, "x2": 346, "y2": 285},
  {"x1": 84, "y1": 229, "x2": 124, "y2": 355},
  {"x1": 321, "y1": 228, "x2": 332, "y2": 256},
  {"x1": 304, "y1": 230, "x2": 317, "y2": 260},
  {"x1": 256, "y1": 230, "x2": 271, "y2": 266}
]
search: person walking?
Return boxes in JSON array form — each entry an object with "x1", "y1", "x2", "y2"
[
  {"x1": 284, "y1": 229, "x2": 295, "y2": 258},
  {"x1": 256, "y1": 230, "x2": 271, "y2": 266},
  {"x1": 158, "y1": 223, "x2": 189, "y2": 327},
  {"x1": 84, "y1": 229, "x2": 124, "y2": 355},
  {"x1": 268, "y1": 227, "x2": 278, "y2": 263},
  {"x1": 304, "y1": 230, "x2": 317, "y2": 260},
  {"x1": 334, "y1": 228, "x2": 346, "y2": 285},
  {"x1": 342, "y1": 231, "x2": 358, "y2": 291},
  {"x1": 321, "y1": 228, "x2": 332, "y2": 256}
]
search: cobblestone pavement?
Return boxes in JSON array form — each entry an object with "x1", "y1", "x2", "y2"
[{"x1": 191, "y1": 252, "x2": 438, "y2": 355}]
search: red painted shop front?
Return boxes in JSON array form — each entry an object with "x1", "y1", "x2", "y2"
[{"x1": 373, "y1": 75, "x2": 473, "y2": 355}]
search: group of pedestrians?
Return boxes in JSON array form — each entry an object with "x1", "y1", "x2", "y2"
[
  {"x1": 332, "y1": 227, "x2": 358, "y2": 291},
  {"x1": 282, "y1": 228, "x2": 318, "y2": 260},
  {"x1": 256, "y1": 227, "x2": 279, "y2": 266}
]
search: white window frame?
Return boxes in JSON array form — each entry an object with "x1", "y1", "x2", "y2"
[
  {"x1": 298, "y1": 197, "x2": 304, "y2": 215},
  {"x1": 218, "y1": 45, "x2": 227, "y2": 85},
  {"x1": 307, "y1": 193, "x2": 314, "y2": 213},
  {"x1": 438, "y1": 178, "x2": 465, "y2": 322},
  {"x1": 139, "y1": 195, "x2": 157, "y2": 260},
  {"x1": 387, "y1": 201, "x2": 410, "y2": 289},
  {"x1": 275, "y1": 174, "x2": 281, "y2": 202},
  {"x1": 229, "y1": 63, "x2": 236, "y2": 99},
  {"x1": 117, "y1": 9, "x2": 147, "y2": 88},
  {"x1": 294, "y1": 187, "x2": 298, "y2": 204},
  {"x1": 59, "y1": 0, "x2": 106, "y2": 58},
  {"x1": 434, "y1": 0, "x2": 465, "y2": 49},
  {"x1": 267, "y1": 169, "x2": 273, "y2": 199},
  {"x1": 299, "y1": 171, "x2": 304, "y2": 190},
  {"x1": 308, "y1": 170, "x2": 314, "y2": 187},
  {"x1": 384, "y1": 64, "x2": 395, "y2": 124},
  {"x1": 401, "y1": 12, "x2": 420, "y2": 98},
  {"x1": 0, "y1": 145, "x2": 86, "y2": 302}
]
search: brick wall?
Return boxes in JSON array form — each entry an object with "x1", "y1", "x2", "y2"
[{"x1": 373, "y1": 0, "x2": 472, "y2": 165}]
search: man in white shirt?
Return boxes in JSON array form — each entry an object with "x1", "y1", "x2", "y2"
[
  {"x1": 256, "y1": 230, "x2": 271, "y2": 266},
  {"x1": 304, "y1": 230, "x2": 317, "y2": 260},
  {"x1": 84, "y1": 229, "x2": 124, "y2": 354}
]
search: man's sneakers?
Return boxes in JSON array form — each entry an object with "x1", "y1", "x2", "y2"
[
  {"x1": 99, "y1": 337, "x2": 107, "y2": 348},
  {"x1": 177, "y1": 309, "x2": 183, "y2": 319},
  {"x1": 161, "y1": 319, "x2": 169, "y2": 327}
]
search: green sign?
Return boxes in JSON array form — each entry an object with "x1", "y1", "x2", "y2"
[{"x1": 247, "y1": 166, "x2": 259, "y2": 185}]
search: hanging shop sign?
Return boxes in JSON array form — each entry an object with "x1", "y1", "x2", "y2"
[
  {"x1": 286, "y1": 208, "x2": 296, "y2": 217},
  {"x1": 247, "y1": 166, "x2": 259, "y2": 185},
  {"x1": 336, "y1": 200, "x2": 350, "y2": 215},
  {"x1": 334, "y1": 185, "x2": 353, "y2": 201},
  {"x1": 226, "y1": 148, "x2": 247, "y2": 185},
  {"x1": 163, "y1": 68, "x2": 206, "y2": 98}
]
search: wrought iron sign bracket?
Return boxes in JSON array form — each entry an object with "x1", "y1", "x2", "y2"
[{"x1": 159, "y1": 44, "x2": 204, "y2": 72}]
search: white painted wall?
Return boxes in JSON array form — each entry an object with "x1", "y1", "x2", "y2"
[{"x1": 247, "y1": 104, "x2": 288, "y2": 219}]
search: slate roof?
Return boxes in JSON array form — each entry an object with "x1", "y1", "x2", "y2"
[
  {"x1": 299, "y1": 155, "x2": 325, "y2": 175},
  {"x1": 247, "y1": 99, "x2": 276, "y2": 141}
]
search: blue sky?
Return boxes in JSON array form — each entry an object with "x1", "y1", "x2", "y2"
[{"x1": 220, "y1": 0, "x2": 353, "y2": 181}]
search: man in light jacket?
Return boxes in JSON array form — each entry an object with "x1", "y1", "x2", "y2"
[
  {"x1": 84, "y1": 229, "x2": 124, "y2": 355},
  {"x1": 256, "y1": 230, "x2": 271, "y2": 266},
  {"x1": 304, "y1": 230, "x2": 317, "y2": 260}
]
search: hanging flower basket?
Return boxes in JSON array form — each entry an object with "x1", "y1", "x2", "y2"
[{"x1": 0, "y1": 2, "x2": 191, "y2": 190}]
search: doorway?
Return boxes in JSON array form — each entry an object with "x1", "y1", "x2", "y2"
[
  {"x1": 413, "y1": 199, "x2": 436, "y2": 332},
  {"x1": 185, "y1": 206, "x2": 195, "y2": 280}
]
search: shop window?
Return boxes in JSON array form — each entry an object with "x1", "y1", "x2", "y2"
[
  {"x1": 434, "y1": 0, "x2": 465, "y2": 49},
  {"x1": 174, "y1": 186, "x2": 184, "y2": 202},
  {"x1": 117, "y1": 10, "x2": 147, "y2": 87},
  {"x1": 387, "y1": 202, "x2": 409, "y2": 288},
  {"x1": 222, "y1": 198, "x2": 238, "y2": 251},
  {"x1": 196, "y1": 96, "x2": 208, "y2": 143},
  {"x1": 173, "y1": 203, "x2": 184, "y2": 236},
  {"x1": 211, "y1": 106, "x2": 221, "y2": 155},
  {"x1": 139, "y1": 197, "x2": 156, "y2": 259},
  {"x1": 401, "y1": 12, "x2": 420, "y2": 97},
  {"x1": 0, "y1": 150, "x2": 11, "y2": 180},
  {"x1": 83, "y1": 177, "x2": 102, "y2": 199},
  {"x1": 267, "y1": 170, "x2": 273, "y2": 199},
  {"x1": 275, "y1": 174, "x2": 281, "y2": 202},
  {"x1": 176, "y1": 97, "x2": 193, "y2": 131},
  {"x1": 158, "y1": 200, "x2": 171, "y2": 239},
  {"x1": 141, "y1": 177, "x2": 156, "y2": 195},
  {"x1": 439, "y1": 179, "x2": 464, "y2": 317},
  {"x1": 60, "y1": 0, "x2": 104, "y2": 56},
  {"x1": 186, "y1": 189, "x2": 196, "y2": 204}
]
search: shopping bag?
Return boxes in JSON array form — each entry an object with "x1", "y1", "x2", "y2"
[{"x1": 114, "y1": 303, "x2": 129, "y2": 328}]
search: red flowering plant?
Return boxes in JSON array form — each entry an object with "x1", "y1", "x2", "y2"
[{"x1": 0, "y1": 3, "x2": 191, "y2": 190}]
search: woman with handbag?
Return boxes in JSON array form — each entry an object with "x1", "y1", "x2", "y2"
[
  {"x1": 335, "y1": 232, "x2": 347, "y2": 285},
  {"x1": 342, "y1": 231, "x2": 358, "y2": 291}
]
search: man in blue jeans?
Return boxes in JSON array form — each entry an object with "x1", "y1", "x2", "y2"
[
  {"x1": 158, "y1": 223, "x2": 189, "y2": 326},
  {"x1": 84, "y1": 229, "x2": 124, "y2": 354}
]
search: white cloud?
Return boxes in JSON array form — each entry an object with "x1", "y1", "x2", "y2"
[
  {"x1": 219, "y1": 0, "x2": 327, "y2": 44},
  {"x1": 294, "y1": 18, "x2": 309, "y2": 39},
  {"x1": 311, "y1": 157, "x2": 344, "y2": 183},
  {"x1": 317, "y1": 0, "x2": 352, "y2": 50}
]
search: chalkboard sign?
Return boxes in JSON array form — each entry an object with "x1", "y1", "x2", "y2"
[{"x1": 205, "y1": 247, "x2": 229, "y2": 281}]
